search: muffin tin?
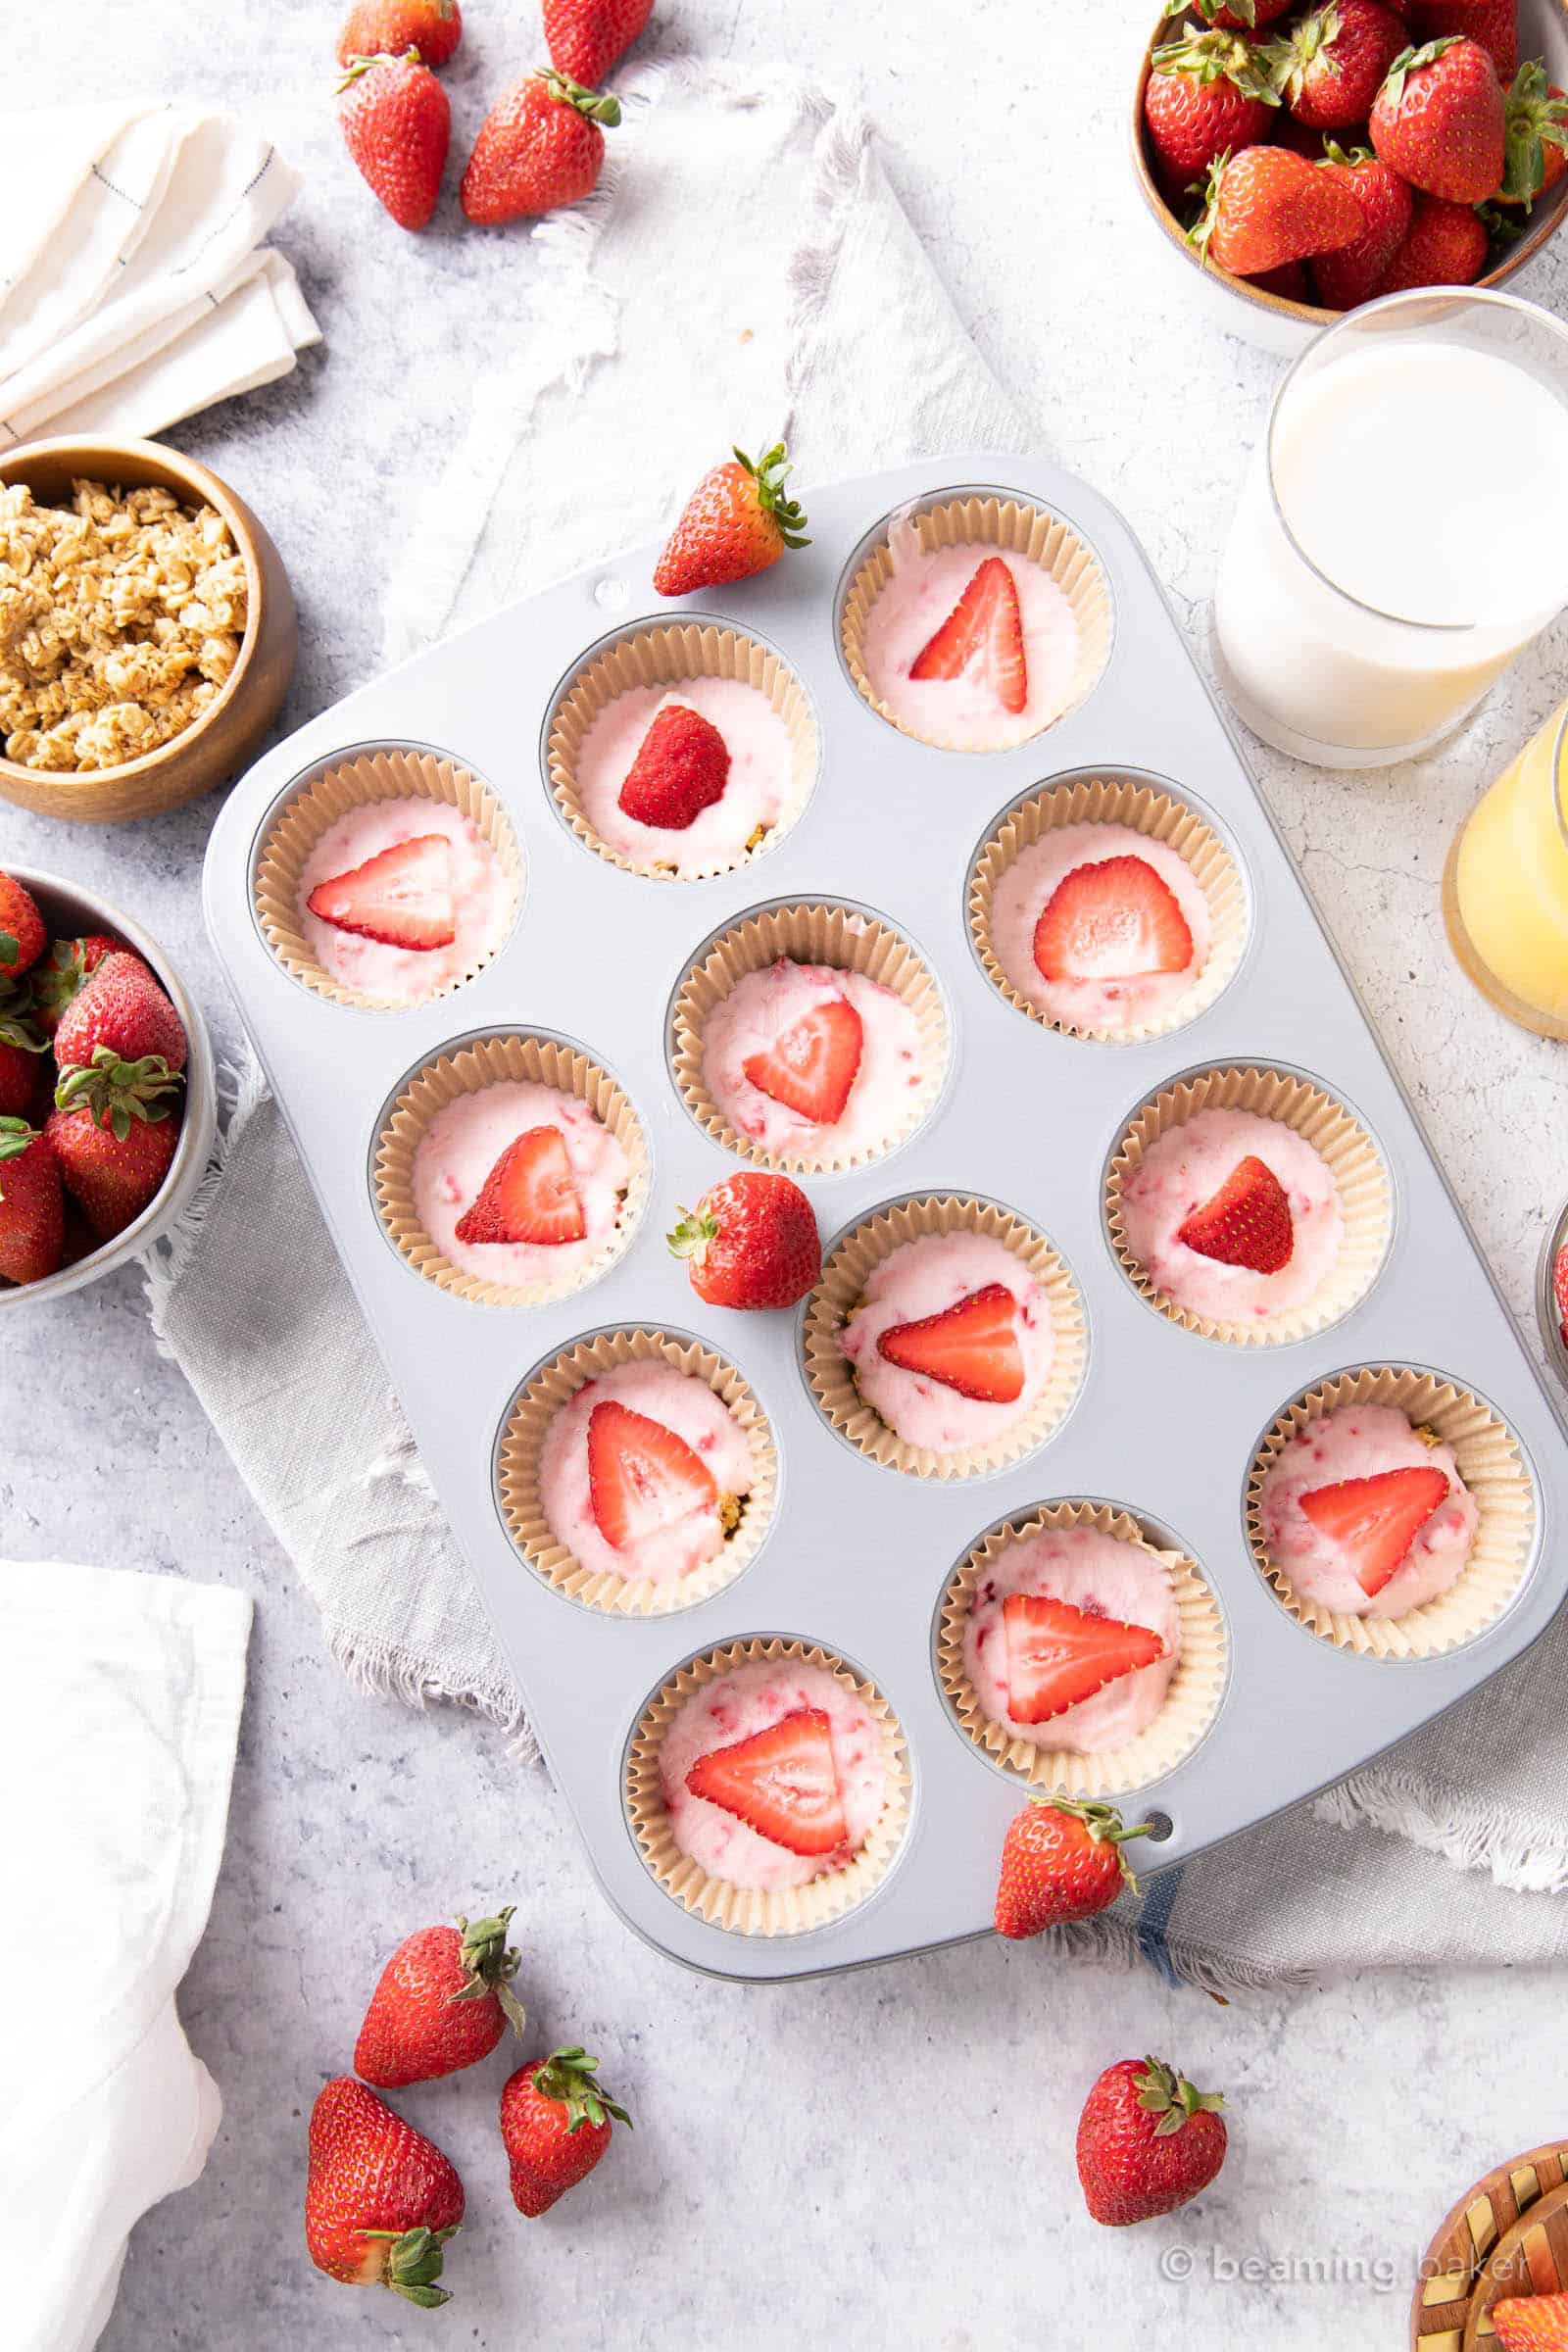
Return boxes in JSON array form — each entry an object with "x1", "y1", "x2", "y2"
[{"x1": 203, "y1": 451, "x2": 1568, "y2": 1984}]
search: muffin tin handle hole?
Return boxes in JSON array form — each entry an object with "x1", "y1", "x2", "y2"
[{"x1": 1140, "y1": 1810, "x2": 1174, "y2": 1843}]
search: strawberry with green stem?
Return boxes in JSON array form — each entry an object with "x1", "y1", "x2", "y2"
[
  {"x1": 47, "y1": 1051, "x2": 183, "y2": 1240},
  {"x1": 1498, "y1": 61, "x2": 1568, "y2": 207},
  {"x1": 1311, "y1": 141, "x2": 1416, "y2": 303},
  {"x1": 355, "y1": 1907, "x2": 527, "y2": 2088},
  {"x1": 335, "y1": 0, "x2": 462, "y2": 70},
  {"x1": 667, "y1": 1172, "x2": 820, "y2": 1310},
  {"x1": 306, "y1": 2076, "x2": 465, "y2": 2305},
  {"x1": 1190, "y1": 143, "x2": 1365, "y2": 274},
  {"x1": 1370, "y1": 37, "x2": 1508, "y2": 203},
  {"x1": 461, "y1": 70, "x2": 620, "y2": 223},
  {"x1": 1267, "y1": 0, "x2": 1407, "y2": 128},
  {"x1": 0, "y1": 873, "x2": 45, "y2": 977},
  {"x1": 1077, "y1": 2056, "x2": 1229, "y2": 2226},
  {"x1": 1144, "y1": 28, "x2": 1280, "y2": 197},
  {"x1": 654, "y1": 443, "x2": 809, "y2": 597},
  {"x1": 338, "y1": 47, "x2": 452, "y2": 231},
  {"x1": 544, "y1": 0, "x2": 653, "y2": 87},
  {"x1": 995, "y1": 1798, "x2": 1154, "y2": 1939},
  {"x1": 501, "y1": 2046, "x2": 631, "y2": 2217},
  {"x1": 0, "y1": 1117, "x2": 64, "y2": 1286}
]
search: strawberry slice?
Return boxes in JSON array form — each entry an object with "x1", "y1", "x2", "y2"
[
  {"x1": 454, "y1": 1125, "x2": 586, "y2": 1246},
  {"x1": 306, "y1": 833, "x2": 457, "y2": 950},
  {"x1": 1175, "y1": 1154, "x2": 1293, "y2": 1275},
  {"x1": 586, "y1": 1399, "x2": 717, "y2": 1550},
  {"x1": 1032, "y1": 855, "x2": 1195, "y2": 984},
  {"x1": 617, "y1": 703, "x2": 730, "y2": 830},
  {"x1": 1554, "y1": 1242, "x2": 1568, "y2": 1349},
  {"x1": 684, "y1": 1706, "x2": 848, "y2": 1856},
  {"x1": 1298, "y1": 1464, "x2": 1450, "y2": 1597},
  {"x1": 876, "y1": 1280, "x2": 1024, "y2": 1403},
  {"x1": 742, "y1": 1000, "x2": 863, "y2": 1125},
  {"x1": 907, "y1": 555, "x2": 1028, "y2": 714},
  {"x1": 1003, "y1": 1593, "x2": 1166, "y2": 1725}
]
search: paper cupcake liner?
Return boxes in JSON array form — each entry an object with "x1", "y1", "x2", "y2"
[
  {"x1": 937, "y1": 1501, "x2": 1227, "y2": 1796},
  {"x1": 254, "y1": 746, "x2": 522, "y2": 1008},
  {"x1": 1246, "y1": 1366, "x2": 1536, "y2": 1659},
  {"x1": 545, "y1": 620, "x2": 818, "y2": 880},
  {"x1": 669, "y1": 901, "x2": 951, "y2": 1174},
  {"x1": 495, "y1": 1327, "x2": 778, "y2": 1615},
  {"x1": 1105, "y1": 1064, "x2": 1392, "y2": 1348},
  {"x1": 373, "y1": 1032, "x2": 649, "y2": 1307},
  {"x1": 840, "y1": 493, "x2": 1113, "y2": 751},
  {"x1": 804, "y1": 1195, "x2": 1088, "y2": 1481},
  {"x1": 623, "y1": 1636, "x2": 911, "y2": 1936},
  {"x1": 969, "y1": 775, "x2": 1248, "y2": 1044}
]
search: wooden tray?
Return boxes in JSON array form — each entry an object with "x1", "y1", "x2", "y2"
[{"x1": 1414, "y1": 2147, "x2": 1568, "y2": 2349}]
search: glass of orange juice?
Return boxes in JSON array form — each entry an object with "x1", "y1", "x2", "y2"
[{"x1": 1445, "y1": 701, "x2": 1568, "y2": 1038}]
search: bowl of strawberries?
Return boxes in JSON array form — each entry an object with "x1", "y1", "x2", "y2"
[
  {"x1": 1134, "y1": 0, "x2": 1568, "y2": 352},
  {"x1": 0, "y1": 867, "x2": 216, "y2": 1301}
]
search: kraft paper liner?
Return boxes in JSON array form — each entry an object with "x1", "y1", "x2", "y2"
[
  {"x1": 624, "y1": 1637, "x2": 912, "y2": 1936},
  {"x1": 545, "y1": 620, "x2": 818, "y2": 881},
  {"x1": 804, "y1": 1195, "x2": 1088, "y2": 1481},
  {"x1": 670, "y1": 902, "x2": 951, "y2": 1174},
  {"x1": 495, "y1": 1328, "x2": 778, "y2": 1616},
  {"x1": 1246, "y1": 1366, "x2": 1536, "y2": 1660},
  {"x1": 254, "y1": 746, "x2": 522, "y2": 1009},
  {"x1": 968, "y1": 776, "x2": 1249, "y2": 1044},
  {"x1": 937, "y1": 1502, "x2": 1227, "y2": 1797},
  {"x1": 840, "y1": 493, "x2": 1113, "y2": 751},
  {"x1": 373, "y1": 1032, "x2": 649, "y2": 1307},
  {"x1": 1105, "y1": 1064, "x2": 1392, "y2": 1348}
]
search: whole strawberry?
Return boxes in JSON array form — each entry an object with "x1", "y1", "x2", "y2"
[
  {"x1": 0, "y1": 1118, "x2": 64, "y2": 1287},
  {"x1": 355, "y1": 1908, "x2": 527, "y2": 2087},
  {"x1": 500, "y1": 2046, "x2": 630, "y2": 2217},
  {"x1": 338, "y1": 48, "x2": 452, "y2": 231},
  {"x1": 653, "y1": 442, "x2": 809, "y2": 597},
  {"x1": 1408, "y1": 0, "x2": 1517, "y2": 78},
  {"x1": 47, "y1": 1059, "x2": 182, "y2": 1240},
  {"x1": 1268, "y1": 0, "x2": 1407, "y2": 127},
  {"x1": 544, "y1": 0, "x2": 653, "y2": 87},
  {"x1": 335, "y1": 0, "x2": 461, "y2": 70},
  {"x1": 0, "y1": 873, "x2": 45, "y2": 977},
  {"x1": 27, "y1": 933, "x2": 127, "y2": 1039},
  {"x1": 994, "y1": 1799, "x2": 1152, "y2": 1940},
  {"x1": 1370, "y1": 37, "x2": 1507, "y2": 202},
  {"x1": 1192, "y1": 143, "x2": 1365, "y2": 273},
  {"x1": 1494, "y1": 2290, "x2": 1568, "y2": 2351},
  {"x1": 461, "y1": 70, "x2": 620, "y2": 223},
  {"x1": 1076, "y1": 2056, "x2": 1228, "y2": 2227},
  {"x1": 306, "y1": 2076, "x2": 464, "y2": 2306},
  {"x1": 54, "y1": 950, "x2": 187, "y2": 1081},
  {"x1": 667, "y1": 1171, "x2": 820, "y2": 1310},
  {"x1": 1498, "y1": 62, "x2": 1568, "y2": 207},
  {"x1": 0, "y1": 989, "x2": 44, "y2": 1118},
  {"x1": 1144, "y1": 30, "x2": 1280, "y2": 194},
  {"x1": 1373, "y1": 186, "x2": 1491, "y2": 282},
  {"x1": 1311, "y1": 142, "x2": 1416, "y2": 302}
]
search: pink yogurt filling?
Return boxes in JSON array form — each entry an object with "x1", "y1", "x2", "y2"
[
  {"x1": 538, "y1": 1361, "x2": 755, "y2": 1588},
  {"x1": 962, "y1": 1526, "x2": 1182, "y2": 1753},
  {"x1": 297, "y1": 797, "x2": 510, "y2": 1004},
  {"x1": 838, "y1": 1230, "x2": 1054, "y2": 1455},
  {"x1": 412, "y1": 1080, "x2": 630, "y2": 1287},
  {"x1": 701, "y1": 957, "x2": 927, "y2": 1166},
  {"x1": 571, "y1": 678, "x2": 797, "y2": 877},
  {"x1": 659, "y1": 1660, "x2": 889, "y2": 1892},
  {"x1": 990, "y1": 822, "x2": 1212, "y2": 1035},
  {"x1": 1257, "y1": 1402, "x2": 1479, "y2": 1620},
  {"x1": 1118, "y1": 1106, "x2": 1344, "y2": 1328}
]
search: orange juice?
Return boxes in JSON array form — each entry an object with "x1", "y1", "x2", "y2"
[{"x1": 1446, "y1": 703, "x2": 1568, "y2": 1038}]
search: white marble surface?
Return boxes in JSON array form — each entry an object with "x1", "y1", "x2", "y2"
[{"x1": 7, "y1": 2, "x2": 1568, "y2": 2343}]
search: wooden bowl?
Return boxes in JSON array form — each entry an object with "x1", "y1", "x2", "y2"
[
  {"x1": 1132, "y1": 0, "x2": 1568, "y2": 354},
  {"x1": 0, "y1": 436, "x2": 296, "y2": 825}
]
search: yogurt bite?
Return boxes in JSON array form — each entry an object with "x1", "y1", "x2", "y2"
[
  {"x1": 700, "y1": 957, "x2": 926, "y2": 1165},
  {"x1": 1118, "y1": 1106, "x2": 1344, "y2": 1328},
  {"x1": 570, "y1": 677, "x2": 797, "y2": 877},
  {"x1": 298, "y1": 797, "x2": 510, "y2": 1004},
  {"x1": 538, "y1": 1361, "x2": 755, "y2": 1590},
  {"x1": 990, "y1": 822, "x2": 1212, "y2": 1036},
  {"x1": 1257, "y1": 1402, "x2": 1479, "y2": 1620},
  {"x1": 962, "y1": 1526, "x2": 1182, "y2": 1753},
  {"x1": 412, "y1": 1080, "x2": 630, "y2": 1287},
  {"x1": 839, "y1": 1229, "x2": 1054, "y2": 1456}
]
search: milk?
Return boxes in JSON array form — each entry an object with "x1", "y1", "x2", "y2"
[{"x1": 1213, "y1": 339, "x2": 1568, "y2": 763}]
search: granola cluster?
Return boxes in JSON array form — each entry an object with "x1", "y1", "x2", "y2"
[{"x1": 0, "y1": 478, "x2": 247, "y2": 773}]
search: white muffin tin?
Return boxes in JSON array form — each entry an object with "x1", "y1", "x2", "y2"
[{"x1": 203, "y1": 452, "x2": 1568, "y2": 1984}]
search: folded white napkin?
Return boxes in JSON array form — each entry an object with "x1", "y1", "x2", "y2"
[
  {"x1": 0, "y1": 1561, "x2": 252, "y2": 2352},
  {"x1": 0, "y1": 101, "x2": 319, "y2": 443}
]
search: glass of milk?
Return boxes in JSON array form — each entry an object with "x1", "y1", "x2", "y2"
[{"x1": 1211, "y1": 289, "x2": 1568, "y2": 768}]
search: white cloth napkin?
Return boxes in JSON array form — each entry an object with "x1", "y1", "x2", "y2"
[
  {"x1": 0, "y1": 101, "x2": 318, "y2": 444},
  {"x1": 0, "y1": 1561, "x2": 252, "y2": 2352}
]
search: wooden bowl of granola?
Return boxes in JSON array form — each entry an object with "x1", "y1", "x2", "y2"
[{"x1": 0, "y1": 436, "x2": 296, "y2": 825}]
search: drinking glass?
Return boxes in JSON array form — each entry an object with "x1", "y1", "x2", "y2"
[{"x1": 1446, "y1": 700, "x2": 1568, "y2": 1039}]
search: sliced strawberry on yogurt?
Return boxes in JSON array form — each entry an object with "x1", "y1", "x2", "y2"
[
  {"x1": 617, "y1": 703, "x2": 730, "y2": 829},
  {"x1": 1554, "y1": 1241, "x2": 1568, "y2": 1348},
  {"x1": 742, "y1": 999, "x2": 863, "y2": 1125},
  {"x1": 1031, "y1": 855, "x2": 1195, "y2": 984},
  {"x1": 684, "y1": 1705, "x2": 848, "y2": 1856},
  {"x1": 1002, "y1": 1593, "x2": 1165, "y2": 1725},
  {"x1": 876, "y1": 1280, "x2": 1025, "y2": 1403},
  {"x1": 1298, "y1": 1463, "x2": 1450, "y2": 1597},
  {"x1": 454, "y1": 1124, "x2": 586, "y2": 1246},
  {"x1": 305, "y1": 833, "x2": 457, "y2": 950},
  {"x1": 586, "y1": 1398, "x2": 718, "y2": 1551},
  {"x1": 1175, "y1": 1153, "x2": 1294, "y2": 1275},
  {"x1": 907, "y1": 555, "x2": 1028, "y2": 714}
]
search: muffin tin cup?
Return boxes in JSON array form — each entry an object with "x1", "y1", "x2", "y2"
[
  {"x1": 669, "y1": 899, "x2": 951, "y2": 1174},
  {"x1": 968, "y1": 773, "x2": 1249, "y2": 1044},
  {"x1": 545, "y1": 619, "x2": 818, "y2": 880},
  {"x1": 495, "y1": 1327, "x2": 778, "y2": 1616},
  {"x1": 804, "y1": 1194, "x2": 1088, "y2": 1481},
  {"x1": 1105, "y1": 1063, "x2": 1393, "y2": 1348},
  {"x1": 1246, "y1": 1367, "x2": 1536, "y2": 1660},
  {"x1": 254, "y1": 745, "x2": 522, "y2": 1008},
  {"x1": 373, "y1": 1031, "x2": 649, "y2": 1307},
  {"x1": 840, "y1": 492, "x2": 1113, "y2": 750},
  {"x1": 937, "y1": 1501, "x2": 1227, "y2": 1797},
  {"x1": 623, "y1": 1636, "x2": 912, "y2": 1936}
]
